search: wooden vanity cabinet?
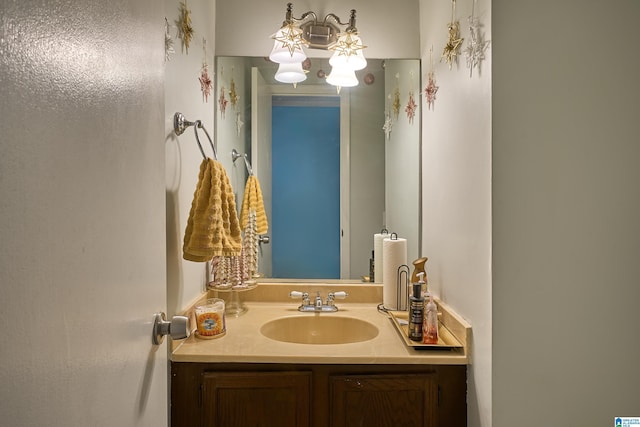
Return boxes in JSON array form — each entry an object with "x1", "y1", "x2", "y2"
[{"x1": 171, "y1": 362, "x2": 466, "y2": 427}]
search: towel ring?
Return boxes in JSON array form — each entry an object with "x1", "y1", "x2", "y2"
[
  {"x1": 194, "y1": 120, "x2": 217, "y2": 160},
  {"x1": 173, "y1": 112, "x2": 217, "y2": 160},
  {"x1": 231, "y1": 149, "x2": 254, "y2": 176},
  {"x1": 243, "y1": 154, "x2": 253, "y2": 176}
]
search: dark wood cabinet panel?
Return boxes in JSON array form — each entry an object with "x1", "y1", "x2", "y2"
[
  {"x1": 171, "y1": 362, "x2": 466, "y2": 427},
  {"x1": 329, "y1": 373, "x2": 437, "y2": 427},
  {"x1": 202, "y1": 371, "x2": 311, "y2": 427}
]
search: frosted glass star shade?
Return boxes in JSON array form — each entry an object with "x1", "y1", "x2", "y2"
[
  {"x1": 274, "y1": 62, "x2": 307, "y2": 84},
  {"x1": 269, "y1": 26, "x2": 307, "y2": 64},
  {"x1": 326, "y1": 64, "x2": 358, "y2": 88},
  {"x1": 329, "y1": 33, "x2": 367, "y2": 71}
]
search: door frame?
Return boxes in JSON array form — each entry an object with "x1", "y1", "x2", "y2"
[{"x1": 254, "y1": 77, "x2": 351, "y2": 279}]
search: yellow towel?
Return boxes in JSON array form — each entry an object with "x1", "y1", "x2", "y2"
[
  {"x1": 183, "y1": 159, "x2": 242, "y2": 261},
  {"x1": 240, "y1": 175, "x2": 268, "y2": 234}
]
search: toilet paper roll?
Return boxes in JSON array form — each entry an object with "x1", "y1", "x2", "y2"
[
  {"x1": 373, "y1": 231, "x2": 389, "y2": 283},
  {"x1": 382, "y1": 236, "x2": 407, "y2": 310}
]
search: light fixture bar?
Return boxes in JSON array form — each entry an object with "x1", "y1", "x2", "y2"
[{"x1": 269, "y1": 3, "x2": 367, "y2": 89}]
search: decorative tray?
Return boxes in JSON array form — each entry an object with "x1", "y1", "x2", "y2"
[
  {"x1": 207, "y1": 281, "x2": 258, "y2": 292},
  {"x1": 388, "y1": 311, "x2": 463, "y2": 350}
]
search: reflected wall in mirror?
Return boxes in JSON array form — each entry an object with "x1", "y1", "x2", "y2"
[{"x1": 215, "y1": 56, "x2": 420, "y2": 282}]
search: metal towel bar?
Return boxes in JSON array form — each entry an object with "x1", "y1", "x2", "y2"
[
  {"x1": 231, "y1": 148, "x2": 253, "y2": 176},
  {"x1": 173, "y1": 112, "x2": 217, "y2": 160}
]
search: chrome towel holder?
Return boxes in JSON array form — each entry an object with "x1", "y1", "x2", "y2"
[
  {"x1": 231, "y1": 148, "x2": 254, "y2": 176},
  {"x1": 173, "y1": 112, "x2": 217, "y2": 160}
]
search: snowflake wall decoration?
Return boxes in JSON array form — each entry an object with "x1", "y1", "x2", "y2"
[
  {"x1": 199, "y1": 64, "x2": 212, "y2": 102},
  {"x1": 198, "y1": 39, "x2": 212, "y2": 102},
  {"x1": 382, "y1": 110, "x2": 393, "y2": 140},
  {"x1": 236, "y1": 112, "x2": 244, "y2": 137},
  {"x1": 218, "y1": 87, "x2": 228, "y2": 118},
  {"x1": 441, "y1": 0, "x2": 463, "y2": 69},
  {"x1": 177, "y1": 1, "x2": 194, "y2": 54},
  {"x1": 392, "y1": 73, "x2": 401, "y2": 119},
  {"x1": 425, "y1": 46, "x2": 439, "y2": 111},
  {"x1": 405, "y1": 92, "x2": 417, "y2": 124},
  {"x1": 229, "y1": 76, "x2": 239, "y2": 109},
  {"x1": 405, "y1": 71, "x2": 418, "y2": 124},
  {"x1": 425, "y1": 71, "x2": 439, "y2": 111},
  {"x1": 164, "y1": 18, "x2": 175, "y2": 62},
  {"x1": 464, "y1": 14, "x2": 490, "y2": 77},
  {"x1": 383, "y1": 93, "x2": 394, "y2": 140}
]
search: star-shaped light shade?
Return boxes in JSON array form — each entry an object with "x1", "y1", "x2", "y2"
[
  {"x1": 269, "y1": 23, "x2": 307, "y2": 64},
  {"x1": 274, "y1": 62, "x2": 307, "y2": 84},
  {"x1": 329, "y1": 32, "x2": 367, "y2": 71}
]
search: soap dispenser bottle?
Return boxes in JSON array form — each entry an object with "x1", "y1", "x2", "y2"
[
  {"x1": 423, "y1": 292, "x2": 439, "y2": 344},
  {"x1": 408, "y1": 281, "x2": 424, "y2": 341}
]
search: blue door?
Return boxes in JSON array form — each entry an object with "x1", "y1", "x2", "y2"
[{"x1": 271, "y1": 96, "x2": 340, "y2": 278}]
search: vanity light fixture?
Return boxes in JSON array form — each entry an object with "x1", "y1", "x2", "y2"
[{"x1": 269, "y1": 3, "x2": 367, "y2": 91}]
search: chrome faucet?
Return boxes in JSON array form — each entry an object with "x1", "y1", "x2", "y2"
[{"x1": 290, "y1": 291, "x2": 348, "y2": 312}]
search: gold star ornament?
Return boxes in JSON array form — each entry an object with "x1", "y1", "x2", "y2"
[
  {"x1": 177, "y1": 1, "x2": 194, "y2": 53},
  {"x1": 272, "y1": 23, "x2": 306, "y2": 58},
  {"x1": 441, "y1": 21, "x2": 463, "y2": 69},
  {"x1": 331, "y1": 32, "x2": 366, "y2": 58}
]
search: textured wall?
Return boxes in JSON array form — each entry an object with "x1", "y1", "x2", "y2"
[
  {"x1": 0, "y1": 0, "x2": 167, "y2": 425},
  {"x1": 493, "y1": 1, "x2": 640, "y2": 425}
]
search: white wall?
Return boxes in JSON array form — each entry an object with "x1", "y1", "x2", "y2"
[
  {"x1": 493, "y1": 1, "x2": 640, "y2": 425},
  {"x1": 165, "y1": 0, "x2": 217, "y2": 315},
  {"x1": 215, "y1": 0, "x2": 420, "y2": 59},
  {"x1": 419, "y1": 1, "x2": 493, "y2": 426}
]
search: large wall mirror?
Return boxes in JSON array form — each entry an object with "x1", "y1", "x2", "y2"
[{"x1": 215, "y1": 56, "x2": 421, "y2": 282}]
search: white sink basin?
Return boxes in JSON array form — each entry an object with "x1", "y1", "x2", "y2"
[{"x1": 260, "y1": 315, "x2": 379, "y2": 345}]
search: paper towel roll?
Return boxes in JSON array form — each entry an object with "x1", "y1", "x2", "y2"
[
  {"x1": 373, "y1": 231, "x2": 389, "y2": 283},
  {"x1": 382, "y1": 236, "x2": 407, "y2": 310}
]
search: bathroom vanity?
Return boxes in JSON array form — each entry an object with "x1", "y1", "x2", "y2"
[{"x1": 170, "y1": 284, "x2": 470, "y2": 427}]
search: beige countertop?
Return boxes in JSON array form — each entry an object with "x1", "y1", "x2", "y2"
[{"x1": 171, "y1": 285, "x2": 470, "y2": 365}]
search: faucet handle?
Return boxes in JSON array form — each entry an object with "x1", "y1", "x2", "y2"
[
  {"x1": 290, "y1": 291, "x2": 310, "y2": 306},
  {"x1": 330, "y1": 291, "x2": 348, "y2": 300}
]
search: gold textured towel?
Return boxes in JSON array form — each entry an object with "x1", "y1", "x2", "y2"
[
  {"x1": 183, "y1": 159, "x2": 243, "y2": 262},
  {"x1": 240, "y1": 175, "x2": 268, "y2": 234}
]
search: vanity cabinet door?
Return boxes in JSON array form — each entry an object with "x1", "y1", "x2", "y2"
[
  {"x1": 201, "y1": 371, "x2": 311, "y2": 427},
  {"x1": 329, "y1": 373, "x2": 438, "y2": 427}
]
